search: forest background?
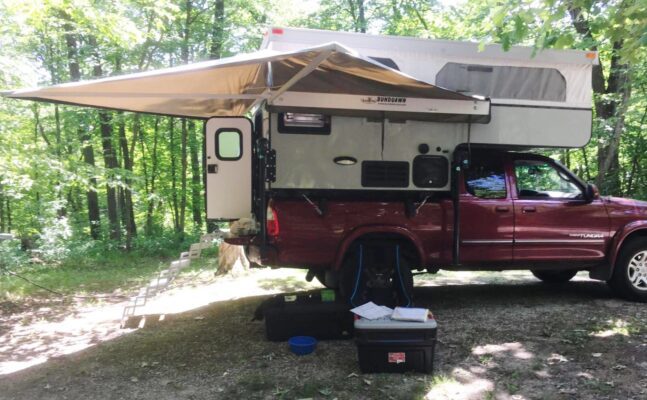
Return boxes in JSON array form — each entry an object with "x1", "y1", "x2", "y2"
[{"x1": 0, "y1": 0, "x2": 645, "y2": 296}]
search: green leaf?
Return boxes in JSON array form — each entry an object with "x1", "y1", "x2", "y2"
[{"x1": 554, "y1": 34, "x2": 574, "y2": 49}]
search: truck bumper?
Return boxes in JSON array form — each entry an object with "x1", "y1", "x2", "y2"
[{"x1": 247, "y1": 243, "x2": 278, "y2": 266}]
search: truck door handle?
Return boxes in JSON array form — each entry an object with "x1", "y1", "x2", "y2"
[
  {"x1": 495, "y1": 206, "x2": 509, "y2": 212},
  {"x1": 207, "y1": 164, "x2": 218, "y2": 174},
  {"x1": 522, "y1": 206, "x2": 536, "y2": 213}
]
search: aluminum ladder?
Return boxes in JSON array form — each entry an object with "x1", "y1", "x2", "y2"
[{"x1": 120, "y1": 232, "x2": 221, "y2": 327}]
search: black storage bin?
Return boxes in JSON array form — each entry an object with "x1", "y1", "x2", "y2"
[
  {"x1": 355, "y1": 318, "x2": 437, "y2": 373},
  {"x1": 261, "y1": 291, "x2": 354, "y2": 341}
]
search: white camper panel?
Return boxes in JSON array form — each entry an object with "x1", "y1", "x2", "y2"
[
  {"x1": 263, "y1": 27, "x2": 596, "y2": 148},
  {"x1": 271, "y1": 113, "x2": 466, "y2": 191}
]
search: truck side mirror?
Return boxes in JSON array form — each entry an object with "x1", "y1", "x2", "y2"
[{"x1": 584, "y1": 183, "x2": 600, "y2": 202}]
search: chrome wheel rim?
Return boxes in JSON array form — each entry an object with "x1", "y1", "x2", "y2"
[{"x1": 628, "y1": 251, "x2": 647, "y2": 291}]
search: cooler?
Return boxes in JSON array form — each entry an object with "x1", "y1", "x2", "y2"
[
  {"x1": 261, "y1": 291, "x2": 354, "y2": 341},
  {"x1": 354, "y1": 317, "x2": 437, "y2": 373}
]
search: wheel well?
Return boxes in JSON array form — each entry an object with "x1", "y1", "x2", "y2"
[
  {"x1": 343, "y1": 233, "x2": 421, "y2": 268},
  {"x1": 620, "y1": 230, "x2": 647, "y2": 251}
]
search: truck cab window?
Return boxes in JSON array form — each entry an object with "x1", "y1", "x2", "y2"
[
  {"x1": 464, "y1": 159, "x2": 507, "y2": 199},
  {"x1": 514, "y1": 160, "x2": 581, "y2": 199},
  {"x1": 216, "y1": 129, "x2": 242, "y2": 160}
]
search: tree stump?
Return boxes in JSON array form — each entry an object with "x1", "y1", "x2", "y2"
[{"x1": 217, "y1": 242, "x2": 250, "y2": 275}]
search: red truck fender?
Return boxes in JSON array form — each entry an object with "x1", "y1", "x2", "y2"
[
  {"x1": 332, "y1": 225, "x2": 426, "y2": 271},
  {"x1": 607, "y1": 220, "x2": 647, "y2": 275}
]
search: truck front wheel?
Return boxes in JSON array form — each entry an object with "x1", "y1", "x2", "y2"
[
  {"x1": 608, "y1": 238, "x2": 647, "y2": 302},
  {"x1": 531, "y1": 269, "x2": 577, "y2": 283}
]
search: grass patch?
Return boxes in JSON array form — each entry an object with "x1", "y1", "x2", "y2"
[{"x1": 0, "y1": 237, "x2": 219, "y2": 300}]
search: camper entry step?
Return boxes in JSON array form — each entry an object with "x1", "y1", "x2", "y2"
[
  {"x1": 261, "y1": 291, "x2": 354, "y2": 341},
  {"x1": 355, "y1": 317, "x2": 437, "y2": 373}
]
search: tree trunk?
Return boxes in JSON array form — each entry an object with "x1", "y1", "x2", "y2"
[
  {"x1": 62, "y1": 14, "x2": 101, "y2": 239},
  {"x1": 625, "y1": 104, "x2": 647, "y2": 195},
  {"x1": 99, "y1": 110, "x2": 121, "y2": 240},
  {"x1": 90, "y1": 38, "x2": 121, "y2": 241},
  {"x1": 210, "y1": 0, "x2": 225, "y2": 59},
  {"x1": 180, "y1": 118, "x2": 188, "y2": 235},
  {"x1": 43, "y1": 37, "x2": 66, "y2": 217},
  {"x1": 567, "y1": 7, "x2": 630, "y2": 196},
  {"x1": 115, "y1": 52, "x2": 137, "y2": 243},
  {"x1": 597, "y1": 91, "x2": 630, "y2": 195},
  {"x1": 0, "y1": 184, "x2": 5, "y2": 232},
  {"x1": 347, "y1": 0, "x2": 367, "y2": 33},
  {"x1": 357, "y1": 0, "x2": 367, "y2": 33},
  {"x1": 118, "y1": 112, "x2": 138, "y2": 248},
  {"x1": 5, "y1": 199, "x2": 11, "y2": 233},
  {"x1": 169, "y1": 117, "x2": 180, "y2": 232},
  {"x1": 176, "y1": 0, "x2": 193, "y2": 237},
  {"x1": 145, "y1": 117, "x2": 161, "y2": 234},
  {"x1": 189, "y1": 120, "x2": 202, "y2": 228},
  {"x1": 581, "y1": 147, "x2": 592, "y2": 182}
]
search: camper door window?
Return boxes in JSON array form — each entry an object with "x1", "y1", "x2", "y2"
[{"x1": 216, "y1": 129, "x2": 242, "y2": 161}]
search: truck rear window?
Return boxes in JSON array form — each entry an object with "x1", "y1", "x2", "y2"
[{"x1": 464, "y1": 160, "x2": 507, "y2": 199}]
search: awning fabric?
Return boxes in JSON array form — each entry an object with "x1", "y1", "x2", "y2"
[{"x1": 4, "y1": 43, "x2": 488, "y2": 120}]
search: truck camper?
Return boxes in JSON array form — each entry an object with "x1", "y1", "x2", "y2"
[{"x1": 7, "y1": 28, "x2": 647, "y2": 303}]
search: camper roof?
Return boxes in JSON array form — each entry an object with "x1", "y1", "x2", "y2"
[{"x1": 263, "y1": 27, "x2": 597, "y2": 109}]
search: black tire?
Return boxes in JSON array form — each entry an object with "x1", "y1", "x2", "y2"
[
  {"x1": 339, "y1": 244, "x2": 414, "y2": 307},
  {"x1": 315, "y1": 271, "x2": 339, "y2": 289},
  {"x1": 531, "y1": 269, "x2": 578, "y2": 283},
  {"x1": 608, "y1": 238, "x2": 647, "y2": 302}
]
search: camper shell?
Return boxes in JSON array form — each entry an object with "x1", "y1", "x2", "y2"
[{"x1": 250, "y1": 27, "x2": 597, "y2": 201}]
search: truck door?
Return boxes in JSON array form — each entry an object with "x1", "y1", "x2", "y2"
[
  {"x1": 204, "y1": 117, "x2": 252, "y2": 220},
  {"x1": 512, "y1": 158, "x2": 610, "y2": 262},
  {"x1": 459, "y1": 154, "x2": 514, "y2": 263}
]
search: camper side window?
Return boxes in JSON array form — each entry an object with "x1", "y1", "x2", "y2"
[
  {"x1": 464, "y1": 160, "x2": 507, "y2": 199},
  {"x1": 216, "y1": 129, "x2": 242, "y2": 161},
  {"x1": 436, "y1": 63, "x2": 566, "y2": 102}
]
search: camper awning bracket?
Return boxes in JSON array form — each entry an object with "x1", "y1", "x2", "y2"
[{"x1": 268, "y1": 49, "x2": 334, "y2": 104}]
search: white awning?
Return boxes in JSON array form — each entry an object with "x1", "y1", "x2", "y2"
[{"x1": 4, "y1": 42, "x2": 489, "y2": 122}]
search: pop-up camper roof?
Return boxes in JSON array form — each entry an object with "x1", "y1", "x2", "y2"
[
  {"x1": 4, "y1": 42, "x2": 489, "y2": 123},
  {"x1": 262, "y1": 27, "x2": 598, "y2": 110},
  {"x1": 263, "y1": 27, "x2": 598, "y2": 148}
]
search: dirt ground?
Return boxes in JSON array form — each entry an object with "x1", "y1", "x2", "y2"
[{"x1": 1, "y1": 269, "x2": 646, "y2": 400}]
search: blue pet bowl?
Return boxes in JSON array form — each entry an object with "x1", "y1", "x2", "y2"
[{"x1": 288, "y1": 336, "x2": 317, "y2": 355}]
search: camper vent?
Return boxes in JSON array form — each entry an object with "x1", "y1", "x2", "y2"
[{"x1": 361, "y1": 161, "x2": 409, "y2": 188}]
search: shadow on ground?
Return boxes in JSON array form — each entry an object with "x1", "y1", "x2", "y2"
[{"x1": 1, "y1": 274, "x2": 646, "y2": 400}]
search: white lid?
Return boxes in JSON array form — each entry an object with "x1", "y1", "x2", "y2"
[{"x1": 354, "y1": 317, "x2": 437, "y2": 330}]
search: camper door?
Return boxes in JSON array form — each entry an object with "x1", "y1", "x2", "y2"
[{"x1": 204, "y1": 117, "x2": 252, "y2": 220}]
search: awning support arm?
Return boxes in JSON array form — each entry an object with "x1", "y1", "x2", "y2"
[{"x1": 268, "y1": 49, "x2": 334, "y2": 103}]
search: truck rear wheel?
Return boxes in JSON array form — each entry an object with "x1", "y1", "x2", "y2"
[
  {"x1": 315, "y1": 270, "x2": 339, "y2": 289},
  {"x1": 608, "y1": 238, "x2": 647, "y2": 302},
  {"x1": 531, "y1": 269, "x2": 577, "y2": 283},
  {"x1": 339, "y1": 243, "x2": 414, "y2": 307}
]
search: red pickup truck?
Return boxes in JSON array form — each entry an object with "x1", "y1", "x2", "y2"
[{"x1": 241, "y1": 149, "x2": 647, "y2": 303}]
